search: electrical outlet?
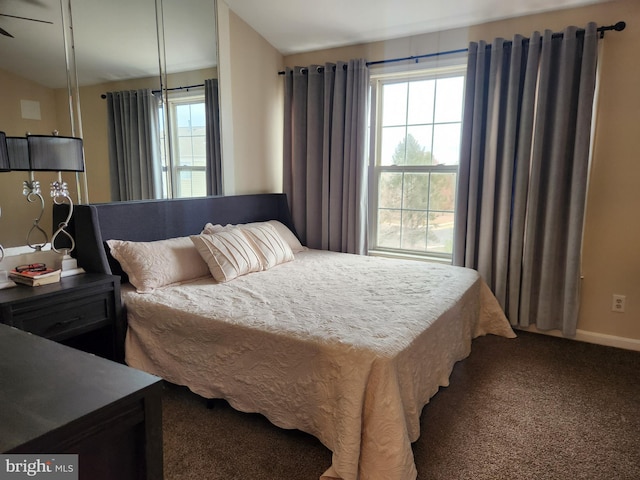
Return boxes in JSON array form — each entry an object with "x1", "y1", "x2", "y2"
[{"x1": 612, "y1": 294, "x2": 626, "y2": 313}]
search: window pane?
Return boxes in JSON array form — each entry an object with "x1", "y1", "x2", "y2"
[
  {"x1": 402, "y1": 173, "x2": 429, "y2": 210},
  {"x1": 429, "y1": 172, "x2": 457, "y2": 211},
  {"x1": 176, "y1": 104, "x2": 194, "y2": 133},
  {"x1": 432, "y1": 123, "x2": 461, "y2": 165},
  {"x1": 379, "y1": 172, "x2": 402, "y2": 208},
  {"x1": 190, "y1": 103, "x2": 206, "y2": 127},
  {"x1": 382, "y1": 83, "x2": 408, "y2": 126},
  {"x1": 405, "y1": 126, "x2": 433, "y2": 165},
  {"x1": 407, "y1": 79, "x2": 435, "y2": 125},
  {"x1": 427, "y1": 212, "x2": 455, "y2": 254},
  {"x1": 192, "y1": 136, "x2": 207, "y2": 166},
  {"x1": 176, "y1": 169, "x2": 207, "y2": 198},
  {"x1": 166, "y1": 99, "x2": 208, "y2": 199},
  {"x1": 178, "y1": 155, "x2": 194, "y2": 167},
  {"x1": 377, "y1": 209, "x2": 401, "y2": 248},
  {"x1": 381, "y1": 126, "x2": 406, "y2": 165},
  {"x1": 401, "y1": 210, "x2": 427, "y2": 251},
  {"x1": 178, "y1": 136, "x2": 194, "y2": 162},
  {"x1": 434, "y1": 76, "x2": 464, "y2": 123}
]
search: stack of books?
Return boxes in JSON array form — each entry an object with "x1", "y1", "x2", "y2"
[{"x1": 9, "y1": 267, "x2": 62, "y2": 287}]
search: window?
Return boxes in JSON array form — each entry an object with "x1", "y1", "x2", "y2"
[
  {"x1": 369, "y1": 67, "x2": 465, "y2": 261},
  {"x1": 159, "y1": 92, "x2": 208, "y2": 199}
]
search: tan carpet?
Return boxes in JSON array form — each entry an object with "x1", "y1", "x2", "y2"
[{"x1": 162, "y1": 331, "x2": 640, "y2": 479}]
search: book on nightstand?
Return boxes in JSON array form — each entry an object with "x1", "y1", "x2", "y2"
[{"x1": 9, "y1": 268, "x2": 62, "y2": 287}]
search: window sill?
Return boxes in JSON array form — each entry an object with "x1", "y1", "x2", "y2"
[{"x1": 368, "y1": 249, "x2": 452, "y2": 265}]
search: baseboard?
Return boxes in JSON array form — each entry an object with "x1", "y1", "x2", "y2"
[{"x1": 518, "y1": 325, "x2": 640, "y2": 352}]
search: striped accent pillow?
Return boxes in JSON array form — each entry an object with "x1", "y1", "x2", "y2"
[
  {"x1": 242, "y1": 224, "x2": 294, "y2": 270},
  {"x1": 191, "y1": 228, "x2": 262, "y2": 283}
]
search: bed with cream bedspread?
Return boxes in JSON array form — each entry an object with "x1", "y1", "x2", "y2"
[{"x1": 124, "y1": 249, "x2": 515, "y2": 480}]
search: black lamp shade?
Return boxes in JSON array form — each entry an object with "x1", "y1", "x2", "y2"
[
  {"x1": 0, "y1": 132, "x2": 9, "y2": 172},
  {"x1": 6, "y1": 137, "x2": 29, "y2": 171},
  {"x1": 27, "y1": 135, "x2": 85, "y2": 172}
]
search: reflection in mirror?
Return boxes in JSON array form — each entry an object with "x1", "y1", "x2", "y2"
[
  {"x1": 0, "y1": 0, "x2": 77, "y2": 248},
  {"x1": 73, "y1": 0, "x2": 221, "y2": 204},
  {"x1": 0, "y1": 0, "x2": 220, "y2": 249},
  {"x1": 159, "y1": 0, "x2": 222, "y2": 198}
]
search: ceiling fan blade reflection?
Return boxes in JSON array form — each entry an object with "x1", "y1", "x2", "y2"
[
  {"x1": 0, "y1": 25, "x2": 13, "y2": 38},
  {"x1": 0, "y1": 13, "x2": 53, "y2": 24}
]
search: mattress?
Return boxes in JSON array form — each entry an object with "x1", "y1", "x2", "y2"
[{"x1": 123, "y1": 249, "x2": 515, "y2": 480}]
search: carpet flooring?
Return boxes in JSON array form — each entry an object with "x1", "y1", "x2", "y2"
[{"x1": 162, "y1": 331, "x2": 640, "y2": 479}]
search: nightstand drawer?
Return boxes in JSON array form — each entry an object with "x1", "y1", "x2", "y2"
[{"x1": 15, "y1": 294, "x2": 112, "y2": 341}]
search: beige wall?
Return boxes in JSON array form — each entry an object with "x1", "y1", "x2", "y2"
[
  {"x1": 223, "y1": 0, "x2": 640, "y2": 347},
  {"x1": 218, "y1": 1, "x2": 284, "y2": 195}
]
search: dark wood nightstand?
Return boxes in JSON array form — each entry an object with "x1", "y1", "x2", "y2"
[{"x1": 0, "y1": 273, "x2": 123, "y2": 362}]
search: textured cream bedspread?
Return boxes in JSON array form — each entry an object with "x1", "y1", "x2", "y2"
[{"x1": 124, "y1": 250, "x2": 515, "y2": 480}]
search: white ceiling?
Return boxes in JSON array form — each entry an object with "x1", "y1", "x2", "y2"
[
  {"x1": 0, "y1": 0, "x2": 612, "y2": 89},
  {"x1": 223, "y1": 0, "x2": 612, "y2": 55}
]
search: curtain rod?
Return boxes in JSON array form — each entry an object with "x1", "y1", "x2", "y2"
[
  {"x1": 152, "y1": 83, "x2": 205, "y2": 95},
  {"x1": 100, "y1": 83, "x2": 205, "y2": 99},
  {"x1": 365, "y1": 48, "x2": 468, "y2": 68},
  {"x1": 278, "y1": 21, "x2": 625, "y2": 75}
]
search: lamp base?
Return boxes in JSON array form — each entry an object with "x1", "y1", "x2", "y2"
[
  {"x1": 0, "y1": 270, "x2": 16, "y2": 290},
  {"x1": 60, "y1": 254, "x2": 85, "y2": 278}
]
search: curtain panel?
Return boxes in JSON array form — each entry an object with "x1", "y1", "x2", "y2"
[
  {"x1": 205, "y1": 78, "x2": 223, "y2": 196},
  {"x1": 454, "y1": 23, "x2": 599, "y2": 336},
  {"x1": 283, "y1": 59, "x2": 369, "y2": 254},
  {"x1": 106, "y1": 89, "x2": 162, "y2": 201}
]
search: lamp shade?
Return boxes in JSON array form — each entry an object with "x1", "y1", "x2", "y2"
[
  {"x1": 6, "y1": 137, "x2": 29, "y2": 171},
  {"x1": 27, "y1": 135, "x2": 85, "y2": 172},
  {"x1": 0, "y1": 132, "x2": 9, "y2": 172}
]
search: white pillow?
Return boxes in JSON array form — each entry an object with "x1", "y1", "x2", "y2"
[
  {"x1": 241, "y1": 224, "x2": 294, "y2": 269},
  {"x1": 202, "y1": 220, "x2": 306, "y2": 253},
  {"x1": 191, "y1": 228, "x2": 262, "y2": 283},
  {"x1": 107, "y1": 237, "x2": 210, "y2": 293}
]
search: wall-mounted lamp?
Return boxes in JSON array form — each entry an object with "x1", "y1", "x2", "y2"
[
  {"x1": 0, "y1": 132, "x2": 15, "y2": 289},
  {"x1": 26, "y1": 134, "x2": 85, "y2": 275}
]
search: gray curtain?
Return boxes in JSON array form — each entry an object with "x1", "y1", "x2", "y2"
[
  {"x1": 283, "y1": 59, "x2": 369, "y2": 254},
  {"x1": 106, "y1": 89, "x2": 162, "y2": 201},
  {"x1": 205, "y1": 78, "x2": 223, "y2": 195},
  {"x1": 454, "y1": 24, "x2": 599, "y2": 336}
]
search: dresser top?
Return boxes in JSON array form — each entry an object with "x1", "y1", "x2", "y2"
[{"x1": 0, "y1": 324, "x2": 161, "y2": 452}]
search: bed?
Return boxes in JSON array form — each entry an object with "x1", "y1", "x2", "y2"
[{"x1": 65, "y1": 193, "x2": 515, "y2": 480}]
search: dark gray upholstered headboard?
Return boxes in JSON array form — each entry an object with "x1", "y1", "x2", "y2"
[{"x1": 58, "y1": 194, "x2": 296, "y2": 278}]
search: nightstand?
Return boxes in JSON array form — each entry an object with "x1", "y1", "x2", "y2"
[{"x1": 0, "y1": 273, "x2": 123, "y2": 361}]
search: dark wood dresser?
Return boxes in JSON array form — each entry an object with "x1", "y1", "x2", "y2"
[{"x1": 0, "y1": 324, "x2": 163, "y2": 480}]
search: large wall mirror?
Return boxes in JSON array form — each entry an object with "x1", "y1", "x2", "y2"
[
  {"x1": 0, "y1": 0, "x2": 75, "y2": 249},
  {"x1": 0, "y1": 0, "x2": 220, "y2": 249}
]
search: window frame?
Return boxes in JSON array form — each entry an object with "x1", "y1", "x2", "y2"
[
  {"x1": 368, "y1": 64, "x2": 466, "y2": 262},
  {"x1": 160, "y1": 90, "x2": 208, "y2": 199}
]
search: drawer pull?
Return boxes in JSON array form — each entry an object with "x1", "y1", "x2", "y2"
[{"x1": 55, "y1": 317, "x2": 82, "y2": 327}]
